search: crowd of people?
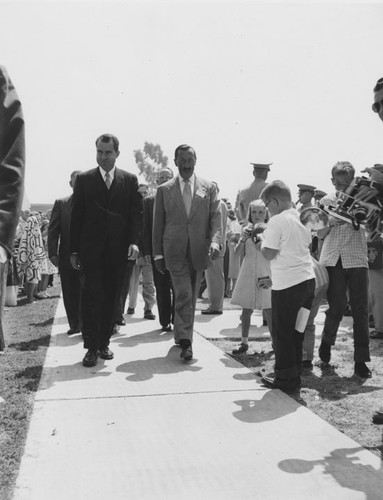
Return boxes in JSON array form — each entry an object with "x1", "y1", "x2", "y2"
[{"x1": 1, "y1": 66, "x2": 383, "y2": 429}]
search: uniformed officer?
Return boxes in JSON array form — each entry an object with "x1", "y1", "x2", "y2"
[{"x1": 236, "y1": 163, "x2": 272, "y2": 221}]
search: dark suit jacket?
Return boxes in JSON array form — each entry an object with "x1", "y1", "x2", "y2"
[
  {"x1": 153, "y1": 175, "x2": 222, "y2": 272},
  {"x1": 70, "y1": 167, "x2": 143, "y2": 266},
  {"x1": 48, "y1": 195, "x2": 73, "y2": 267},
  {"x1": 0, "y1": 66, "x2": 25, "y2": 255}
]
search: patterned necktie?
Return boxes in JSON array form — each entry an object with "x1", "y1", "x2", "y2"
[
  {"x1": 105, "y1": 171, "x2": 111, "y2": 190},
  {"x1": 183, "y1": 179, "x2": 192, "y2": 216}
]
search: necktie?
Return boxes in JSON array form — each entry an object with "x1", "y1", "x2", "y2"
[
  {"x1": 183, "y1": 179, "x2": 192, "y2": 216},
  {"x1": 105, "y1": 171, "x2": 111, "y2": 190}
]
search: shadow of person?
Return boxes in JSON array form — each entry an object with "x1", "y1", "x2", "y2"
[
  {"x1": 232, "y1": 390, "x2": 301, "y2": 424},
  {"x1": 116, "y1": 345, "x2": 203, "y2": 382},
  {"x1": 278, "y1": 446, "x2": 383, "y2": 499},
  {"x1": 37, "y1": 361, "x2": 112, "y2": 391},
  {"x1": 113, "y1": 329, "x2": 173, "y2": 348}
]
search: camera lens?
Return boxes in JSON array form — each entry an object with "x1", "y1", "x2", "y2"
[{"x1": 352, "y1": 206, "x2": 368, "y2": 221}]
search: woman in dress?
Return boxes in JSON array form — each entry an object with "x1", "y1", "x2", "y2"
[{"x1": 230, "y1": 199, "x2": 272, "y2": 354}]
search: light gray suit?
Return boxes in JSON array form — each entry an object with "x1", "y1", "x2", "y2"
[{"x1": 153, "y1": 175, "x2": 222, "y2": 343}]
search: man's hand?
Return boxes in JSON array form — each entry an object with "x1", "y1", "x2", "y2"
[
  {"x1": 209, "y1": 243, "x2": 220, "y2": 261},
  {"x1": 361, "y1": 167, "x2": 383, "y2": 185},
  {"x1": 70, "y1": 253, "x2": 83, "y2": 271},
  {"x1": 127, "y1": 244, "x2": 139, "y2": 260},
  {"x1": 154, "y1": 258, "x2": 166, "y2": 275},
  {"x1": 50, "y1": 255, "x2": 59, "y2": 267}
]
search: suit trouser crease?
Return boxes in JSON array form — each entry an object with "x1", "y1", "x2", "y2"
[{"x1": 205, "y1": 256, "x2": 225, "y2": 311}]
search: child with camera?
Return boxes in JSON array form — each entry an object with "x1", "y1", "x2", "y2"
[
  {"x1": 230, "y1": 199, "x2": 272, "y2": 355},
  {"x1": 317, "y1": 161, "x2": 372, "y2": 379},
  {"x1": 259, "y1": 180, "x2": 315, "y2": 391}
]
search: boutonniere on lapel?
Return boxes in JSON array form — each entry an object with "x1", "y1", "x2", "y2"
[{"x1": 196, "y1": 187, "x2": 207, "y2": 198}]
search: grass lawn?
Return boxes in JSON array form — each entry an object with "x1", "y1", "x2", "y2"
[{"x1": 0, "y1": 281, "x2": 60, "y2": 500}]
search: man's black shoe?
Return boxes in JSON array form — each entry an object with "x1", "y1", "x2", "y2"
[
  {"x1": 144, "y1": 310, "x2": 156, "y2": 320},
  {"x1": 126, "y1": 307, "x2": 135, "y2": 314},
  {"x1": 201, "y1": 308, "x2": 223, "y2": 315},
  {"x1": 318, "y1": 340, "x2": 331, "y2": 363},
  {"x1": 261, "y1": 374, "x2": 301, "y2": 391},
  {"x1": 162, "y1": 324, "x2": 172, "y2": 332},
  {"x1": 180, "y1": 346, "x2": 193, "y2": 360},
  {"x1": 372, "y1": 409, "x2": 383, "y2": 424},
  {"x1": 67, "y1": 327, "x2": 80, "y2": 336},
  {"x1": 115, "y1": 319, "x2": 126, "y2": 326},
  {"x1": 354, "y1": 362, "x2": 372, "y2": 378},
  {"x1": 83, "y1": 349, "x2": 99, "y2": 367},
  {"x1": 99, "y1": 347, "x2": 114, "y2": 360}
]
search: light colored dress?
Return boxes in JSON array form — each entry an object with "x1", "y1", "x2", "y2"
[{"x1": 230, "y1": 238, "x2": 271, "y2": 310}]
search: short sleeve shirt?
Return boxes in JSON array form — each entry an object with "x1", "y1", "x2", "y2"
[{"x1": 262, "y1": 208, "x2": 314, "y2": 290}]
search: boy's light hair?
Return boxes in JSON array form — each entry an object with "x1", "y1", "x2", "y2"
[{"x1": 261, "y1": 180, "x2": 292, "y2": 203}]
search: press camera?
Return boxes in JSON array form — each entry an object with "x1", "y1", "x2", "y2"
[{"x1": 320, "y1": 176, "x2": 383, "y2": 240}]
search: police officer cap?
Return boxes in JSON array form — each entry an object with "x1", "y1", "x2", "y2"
[
  {"x1": 297, "y1": 184, "x2": 316, "y2": 192},
  {"x1": 314, "y1": 189, "x2": 327, "y2": 198},
  {"x1": 251, "y1": 163, "x2": 272, "y2": 171}
]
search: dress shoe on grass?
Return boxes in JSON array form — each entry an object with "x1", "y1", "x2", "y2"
[
  {"x1": 261, "y1": 374, "x2": 301, "y2": 391},
  {"x1": 354, "y1": 362, "x2": 372, "y2": 378},
  {"x1": 83, "y1": 349, "x2": 99, "y2": 367},
  {"x1": 99, "y1": 347, "x2": 114, "y2": 360},
  {"x1": 232, "y1": 342, "x2": 248, "y2": 355},
  {"x1": 372, "y1": 409, "x2": 383, "y2": 424}
]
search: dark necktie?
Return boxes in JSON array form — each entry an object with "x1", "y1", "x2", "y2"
[
  {"x1": 183, "y1": 180, "x2": 192, "y2": 216},
  {"x1": 105, "y1": 172, "x2": 111, "y2": 190}
]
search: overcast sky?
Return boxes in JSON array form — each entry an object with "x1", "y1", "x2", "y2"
[{"x1": 1, "y1": 0, "x2": 383, "y2": 206}]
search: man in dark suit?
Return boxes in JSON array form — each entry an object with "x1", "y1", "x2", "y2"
[
  {"x1": 143, "y1": 167, "x2": 174, "y2": 332},
  {"x1": 48, "y1": 171, "x2": 82, "y2": 335},
  {"x1": 70, "y1": 134, "x2": 143, "y2": 367},
  {"x1": 0, "y1": 65, "x2": 25, "y2": 350},
  {"x1": 153, "y1": 144, "x2": 222, "y2": 360}
]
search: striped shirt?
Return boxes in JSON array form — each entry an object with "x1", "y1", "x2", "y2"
[{"x1": 319, "y1": 193, "x2": 368, "y2": 269}]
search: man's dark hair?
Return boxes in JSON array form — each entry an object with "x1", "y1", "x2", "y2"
[
  {"x1": 331, "y1": 161, "x2": 355, "y2": 179},
  {"x1": 374, "y1": 78, "x2": 383, "y2": 93},
  {"x1": 95, "y1": 134, "x2": 119, "y2": 153},
  {"x1": 174, "y1": 144, "x2": 196, "y2": 160}
]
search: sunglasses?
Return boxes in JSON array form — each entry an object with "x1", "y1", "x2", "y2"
[{"x1": 372, "y1": 99, "x2": 383, "y2": 113}]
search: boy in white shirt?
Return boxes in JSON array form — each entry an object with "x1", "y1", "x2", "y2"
[{"x1": 260, "y1": 180, "x2": 315, "y2": 390}]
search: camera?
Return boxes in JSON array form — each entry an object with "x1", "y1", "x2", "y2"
[{"x1": 320, "y1": 177, "x2": 383, "y2": 240}]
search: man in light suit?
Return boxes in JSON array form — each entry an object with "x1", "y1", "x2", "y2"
[
  {"x1": 48, "y1": 171, "x2": 82, "y2": 335},
  {"x1": 70, "y1": 134, "x2": 143, "y2": 367},
  {"x1": 153, "y1": 144, "x2": 222, "y2": 360}
]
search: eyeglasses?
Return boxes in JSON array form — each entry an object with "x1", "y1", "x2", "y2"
[{"x1": 372, "y1": 99, "x2": 383, "y2": 113}]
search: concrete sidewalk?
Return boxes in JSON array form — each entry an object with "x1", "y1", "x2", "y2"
[{"x1": 14, "y1": 297, "x2": 383, "y2": 499}]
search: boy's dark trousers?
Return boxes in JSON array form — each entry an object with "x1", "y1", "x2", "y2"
[{"x1": 271, "y1": 278, "x2": 315, "y2": 380}]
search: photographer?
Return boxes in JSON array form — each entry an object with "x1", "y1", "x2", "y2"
[
  {"x1": 317, "y1": 161, "x2": 372, "y2": 379},
  {"x1": 370, "y1": 77, "x2": 383, "y2": 425}
]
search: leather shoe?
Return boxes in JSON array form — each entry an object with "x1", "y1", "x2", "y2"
[
  {"x1": 232, "y1": 342, "x2": 248, "y2": 355},
  {"x1": 261, "y1": 374, "x2": 301, "y2": 391},
  {"x1": 201, "y1": 309, "x2": 223, "y2": 315},
  {"x1": 354, "y1": 362, "x2": 372, "y2": 378},
  {"x1": 144, "y1": 310, "x2": 156, "y2": 320},
  {"x1": 318, "y1": 340, "x2": 331, "y2": 363},
  {"x1": 83, "y1": 349, "x2": 99, "y2": 367},
  {"x1": 372, "y1": 409, "x2": 383, "y2": 424},
  {"x1": 67, "y1": 327, "x2": 80, "y2": 336},
  {"x1": 180, "y1": 346, "x2": 193, "y2": 360},
  {"x1": 126, "y1": 307, "x2": 135, "y2": 314},
  {"x1": 99, "y1": 347, "x2": 114, "y2": 360},
  {"x1": 115, "y1": 319, "x2": 126, "y2": 326},
  {"x1": 162, "y1": 324, "x2": 172, "y2": 332}
]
